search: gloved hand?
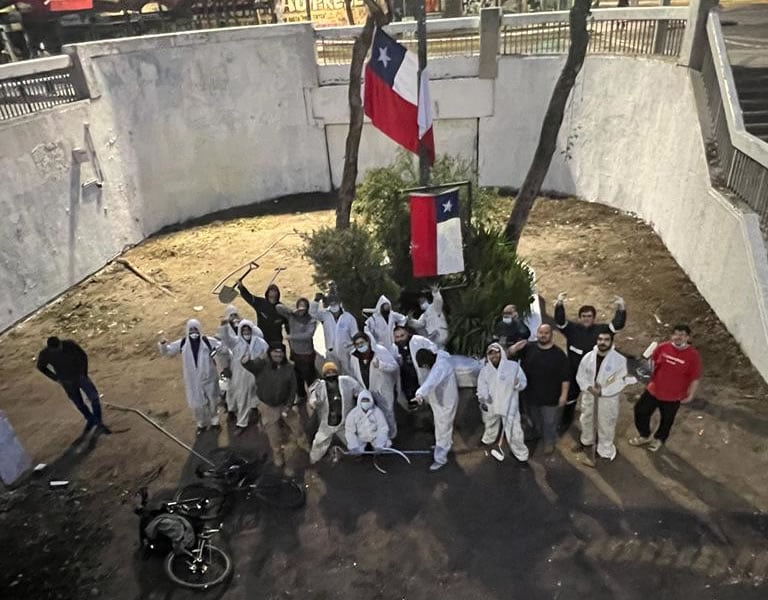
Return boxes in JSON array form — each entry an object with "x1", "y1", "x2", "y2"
[
  {"x1": 348, "y1": 446, "x2": 363, "y2": 456},
  {"x1": 314, "y1": 292, "x2": 324, "y2": 303},
  {"x1": 614, "y1": 295, "x2": 625, "y2": 309},
  {"x1": 479, "y1": 402, "x2": 489, "y2": 413},
  {"x1": 556, "y1": 291, "x2": 567, "y2": 303},
  {"x1": 372, "y1": 358, "x2": 380, "y2": 369}
]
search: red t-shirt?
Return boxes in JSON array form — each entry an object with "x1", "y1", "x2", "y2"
[{"x1": 647, "y1": 342, "x2": 702, "y2": 402}]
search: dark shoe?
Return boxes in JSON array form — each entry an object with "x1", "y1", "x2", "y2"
[
  {"x1": 515, "y1": 459, "x2": 530, "y2": 469},
  {"x1": 82, "y1": 421, "x2": 96, "y2": 435},
  {"x1": 572, "y1": 442, "x2": 590, "y2": 453},
  {"x1": 233, "y1": 427, "x2": 245, "y2": 437},
  {"x1": 98, "y1": 424, "x2": 112, "y2": 435},
  {"x1": 543, "y1": 443, "x2": 555, "y2": 456}
]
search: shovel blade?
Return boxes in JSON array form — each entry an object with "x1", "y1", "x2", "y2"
[{"x1": 218, "y1": 286, "x2": 238, "y2": 304}]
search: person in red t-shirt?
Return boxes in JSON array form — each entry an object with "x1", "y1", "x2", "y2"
[{"x1": 628, "y1": 324, "x2": 701, "y2": 452}]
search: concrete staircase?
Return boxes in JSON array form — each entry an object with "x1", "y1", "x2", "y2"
[{"x1": 733, "y1": 66, "x2": 768, "y2": 143}]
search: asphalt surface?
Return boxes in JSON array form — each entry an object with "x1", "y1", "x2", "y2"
[
  {"x1": 721, "y1": 4, "x2": 768, "y2": 67},
  {"x1": 126, "y1": 391, "x2": 768, "y2": 600}
]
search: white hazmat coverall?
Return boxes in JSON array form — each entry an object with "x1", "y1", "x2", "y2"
[
  {"x1": 345, "y1": 390, "x2": 391, "y2": 453},
  {"x1": 415, "y1": 350, "x2": 459, "y2": 466},
  {"x1": 576, "y1": 346, "x2": 629, "y2": 460},
  {"x1": 393, "y1": 334, "x2": 438, "y2": 409},
  {"x1": 477, "y1": 342, "x2": 529, "y2": 461},
  {"x1": 159, "y1": 319, "x2": 222, "y2": 428},
  {"x1": 309, "y1": 301, "x2": 358, "y2": 375},
  {"x1": 408, "y1": 289, "x2": 449, "y2": 349},
  {"x1": 349, "y1": 335, "x2": 400, "y2": 439},
  {"x1": 364, "y1": 295, "x2": 407, "y2": 350},
  {"x1": 308, "y1": 375, "x2": 362, "y2": 463},
  {"x1": 217, "y1": 319, "x2": 268, "y2": 428}
]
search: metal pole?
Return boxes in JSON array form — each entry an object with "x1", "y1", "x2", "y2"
[{"x1": 417, "y1": 0, "x2": 429, "y2": 186}]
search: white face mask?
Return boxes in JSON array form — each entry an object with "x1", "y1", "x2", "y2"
[
  {"x1": 242, "y1": 333, "x2": 252, "y2": 342},
  {"x1": 502, "y1": 316, "x2": 513, "y2": 325},
  {"x1": 420, "y1": 301, "x2": 429, "y2": 311},
  {"x1": 329, "y1": 304, "x2": 340, "y2": 314},
  {"x1": 189, "y1": 333, "x2": 200, "y2": 340},
  {"x1": 360, "y1": 400, "x2": 374, "y2": 412}
]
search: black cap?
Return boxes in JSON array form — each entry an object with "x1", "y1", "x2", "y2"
[{"x1": 269, "y1": 342, "x2": 286, "y2": 353}]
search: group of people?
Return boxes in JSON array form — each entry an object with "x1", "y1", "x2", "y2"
[{"x1": 37, "y1": 278, "x2": 702, "y2": 472}]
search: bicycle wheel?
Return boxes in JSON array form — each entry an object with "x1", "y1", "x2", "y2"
[
  {"x1": 250, "y1": 474, "x2": 306, "y2": 509},
  {"x1": 173, "y1": 484, "x2": 227, "y2": 521},
  {"x1": 164, "y1": 544, "x2": 232, "y2": 589}
]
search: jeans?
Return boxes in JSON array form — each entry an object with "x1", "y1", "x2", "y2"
[
  {"x1": 529, "y1": 404, "x2": 561, "y2": 446},
  {"x1": 634, "y1": 390, "x2": 681, "y2": 442},
  {"x1": 61, "y1": 375, "x2": 102, "y2": 426}
]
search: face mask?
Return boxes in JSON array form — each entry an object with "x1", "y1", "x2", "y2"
[
  {"x1": 189, "y1": 333, "x2": 200, "y2": 340},
  {"x1": 242, "y1": 334, "x2": 252, "y2": 342},
  {"x1": 325, "y1": 374, "x2": 338, "y2": 383},
  {"x1": 356, "y1": 343, "x2": 369, "y2": 354},
  {"x1": 329, "y1": 304, "x2": 340, "y2": 314},
  {"x1": 420, "y1": 302, "x2": 429, "y2": 311},
  {"x1": 502, "y1": 316, "x2": 513, "y2": 325},
  {"x1": 360, "y1": 400, "x2": 373, "y2": 411},
  {"x1": 381, "y1": 307, "x2": 391, "y2": 317}
]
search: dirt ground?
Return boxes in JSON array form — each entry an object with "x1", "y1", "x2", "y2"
[{"x1": 1, "y1": 197, "x2": 767, "y2": 600}]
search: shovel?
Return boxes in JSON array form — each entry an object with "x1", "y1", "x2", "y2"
[{"x1": 216, "y1": 262, "x2": 258, "y2": 304}]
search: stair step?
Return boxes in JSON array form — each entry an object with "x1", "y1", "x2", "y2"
[
  {"x1": 735, "y1": 80, "x2": 768, "y2": 91},
  {"x1": 732, "y1": 66, "x2": 768, "y2": 76},
  {"x1": 744, "y1": 114, "x2": 768, "y2": 125},
  {"x1": 745, "y1": 123, "x2": 768, "y2": 136},
  {"x1": 740, "y1": 98, "x2": 768, "y2": 108},
  {"x1": 738, "y1": 89, "x2": 768, "y2": 99}
]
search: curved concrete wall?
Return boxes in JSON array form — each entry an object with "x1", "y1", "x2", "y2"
[{"x1": 2, "y1": 26, "x2": 768, "y2": 382}]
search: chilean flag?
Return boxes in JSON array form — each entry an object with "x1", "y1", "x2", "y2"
[
  {"x1": 364, "y1": 29, "x2": 435, "y2": 164},
  {"x1": 410, "y1": 189, "x2": 464, "y2": 277}
]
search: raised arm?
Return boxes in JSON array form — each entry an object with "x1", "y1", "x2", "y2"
[
  {"x1": 158, "y1": 338, "x2": 183, "y2": 357},
  {"x1": 218, "y1": 323, "x2": 239, "y2": 349},
  {"x1": 554, "y1": 301, "x2": 569, "y2": 330},
  {"x1": 610, "y1": 297, "x2": 627, "y2": 333},
  {"x1": 275, "y1": 303, "x2": 294, "y2": 319}
]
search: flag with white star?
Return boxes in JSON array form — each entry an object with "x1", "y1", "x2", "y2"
[
  {"x1": 364, "y1": 28, "x2": 435, "y2": 164},
  {"x1": 410, "y1": 188, "x2": 464, "y2": 277}
]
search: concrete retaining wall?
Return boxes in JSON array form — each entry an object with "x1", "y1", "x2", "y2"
[{"x1": 2, "y1": 26, "x2": 768, "y2": 381}]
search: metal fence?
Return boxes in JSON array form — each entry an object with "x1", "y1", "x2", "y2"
[
  {"x1": 501, "y1": 14, "x2": 686, "y2": 57},
  {"x1": 0, "y1": 58, "x2": 83, "y2": 121},
  {"x1": 315, "y1": 17, "x2": 481, "y2": 66},
  {"x1": 700, "y1": 31, "x2": 768, "y2": 235}
]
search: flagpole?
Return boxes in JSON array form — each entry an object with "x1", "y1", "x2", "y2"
[{"x1": 417, "y1": 0, "x2": 429, "y2": 186}]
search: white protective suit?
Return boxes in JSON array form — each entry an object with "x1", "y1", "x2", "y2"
[
  {"x1": 159, "y1": 319, "x2": 222, "y2": 427},
  {"x1": 477, "y1": 342, "x2": 529, "y2": 461},
  {"x1": 576, "y1": 346, "x2": 630, "y2": 460},
  {"x1": 415, "y1": 350, "x2": 460, "y2": 466},
  {"x1": 216, "y1": 305, "x2": 242, "y2": 373},
  {"x1": 349, "y1": 335, "x2": 400, "y2": 439},
  {"x1": 364, "y1": 295, "x2": 407, "y2": 350},
  {"x1": 307, "y1": 375, "x2": 362, "y2": 463},
  {"x1": 394, "y1": 334, "x2": 438, "y2": 408},
  {"x1": 344, "y1": 390, "x2": 391, "y2": 453},
  {"x1": 309, "y1": 301, "x2": 358, "y2": 375},
  {"x1": 408, "y1": 289, "x2": 449, "y2": 349},
  {"x1": 217, "y1": 319, "x2": 268, "y2": 428}
]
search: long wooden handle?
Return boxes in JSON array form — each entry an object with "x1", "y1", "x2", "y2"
[{"x1": 209, "y1": 233, "x2": 293, "y2": 294}]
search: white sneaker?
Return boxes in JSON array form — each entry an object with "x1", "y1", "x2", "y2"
[
  {"x1": 429, "y1": 461, "x2": 446, "y2": 472},
  {"x1": 647, "y1": 439, "x2": 663, "y2": 452},
  {"x1": 490, "y1": 448, "x2": 505, "y2": 462},
  {"x1": 628, "y1": 435, "x2": 652, "y2": 447}
]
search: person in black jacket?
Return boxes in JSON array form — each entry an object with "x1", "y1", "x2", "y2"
[
  {"x1": 235, "y1": 281, "x2": 288, "y2": 345},
  {"x1": 36, "y1": 337, "x2": 111, "y2": 435},
  {"x1": 492, "y1": 304, "x2": 531, "y2": 350},
  {"x1": 554, "y1": 293, "x2": 627, "y2": 434}
]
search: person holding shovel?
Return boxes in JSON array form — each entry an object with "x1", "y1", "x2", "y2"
[{"x1": 575, "y1": 331, "x2": 631, "y2": 464}]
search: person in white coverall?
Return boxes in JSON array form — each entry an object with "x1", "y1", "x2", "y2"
[
  {"x1": 345, "y1": 390, "x2": 391, "y2": 455},
  {"x1": 392, "y1": 325, "x2": 438, "y2": 411},
  {"x1": 218, "y1": 318, "x2": 268, "y2": 435},
  {"x1": 310, "y1": 291, "x2": 358, "y2": 375},
  {"x1": 349, "y1": 332, "x2": 400, "y2": 439},
  {"x1": 159, "y1": 319, "x2": 222, "y2": 435},
  {"x1": 364, "y1": 295, "x2": 407, "y2": 350},
  {"x1": 477, "y1": 342, "x2": 529, "y2": 463},
  {"x1": 414, "y1": 348, "x2": 460, "y2": 471},
  {"x1": 308, "y1": 361, "x2": 363, "y2": 463},
  {"x1": 576, "y1": 331, "x2": 630, "y2": 461},
  {"x1": 408, "y1": 285, "x2": 449, "y2": 348}
]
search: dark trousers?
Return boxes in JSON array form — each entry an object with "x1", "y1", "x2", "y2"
[
  {"x1": 291, "y1": 352, "x2": 317, "y2": 401},
  {"x1": 559, "y1": 371, "x2": 581, "y2": 434},
  {"x1": 634, "y1": 390, "x2": 681, "y2": 442},
  {"x1": 529, "y1": 404, "x2": 561, "y2": 445},
  {"x1": 61, "y1": 376, "x2": 102, "y2": 426}
]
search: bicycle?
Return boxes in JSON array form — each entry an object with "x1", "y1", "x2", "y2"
[
  {"x1": 135, "y1": 488, "x2": 232, "y2": 590},
  {"x1": 173, "y1": 452, "x2": 306, "y2": 519}
]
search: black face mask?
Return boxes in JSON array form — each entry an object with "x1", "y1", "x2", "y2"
[
  {"x1": 324, "y1": 375, "x2": 339, "y2": 383},
  {"x1": 381, "y1": 308, "x2": 391, "y2": 319}
]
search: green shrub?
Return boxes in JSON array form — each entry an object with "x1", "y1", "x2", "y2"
[{"x1": 301, "y1": 224, "x2": 399, "y2": 323}]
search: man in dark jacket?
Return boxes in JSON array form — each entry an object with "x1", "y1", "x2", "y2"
[
  {"x1": 236, "y1": 281, "x2": 288, "y2": 345},
  {"x1": 554, "y1": 293, "x2": 627, "y2": 434},
  {"x1": 492, "y1": 304, "x2": 531, "y2": 350},
  {"x1": 241, "y1": 342, "x2": 308, "y2": 468},
  {"x1": 36, "y1": 336, "x2": 111, "y2": 435}
]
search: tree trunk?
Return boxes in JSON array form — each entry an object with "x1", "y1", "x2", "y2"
[
  {"x1": 335, "y1": 17, "x2": 375, "y2": 230},
  {"x1": 336, "y1": 1, "x2": 392, "y2": 230},
  {"x1": 503, "y1": 0, "x2": 592, "y2": 248}
]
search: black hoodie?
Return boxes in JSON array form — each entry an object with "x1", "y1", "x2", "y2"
[{"x1": 237, "y1": 282, "x2": 288, "y2": 344}]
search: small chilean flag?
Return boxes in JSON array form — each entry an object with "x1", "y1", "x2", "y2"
[
  {"x1": 410, "y1": 189, "x2": 464, "y2": 277},
  {"x1": 364, "y1": 28, "x2": 435, "y2": 164}
]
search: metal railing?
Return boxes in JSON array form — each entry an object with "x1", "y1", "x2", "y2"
[
  {"x1": 700, "y1": 10, "x2": 768, "y2": 234},
  {"x1": 501, "y1": 7, "x2": 687, "y2": 57},
  {"x1": 315, "y1": 16, "x2": 481, "y2": 65},
  {"x1": 0, "y1": 55, "x2": 84, "y2": 121}
]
